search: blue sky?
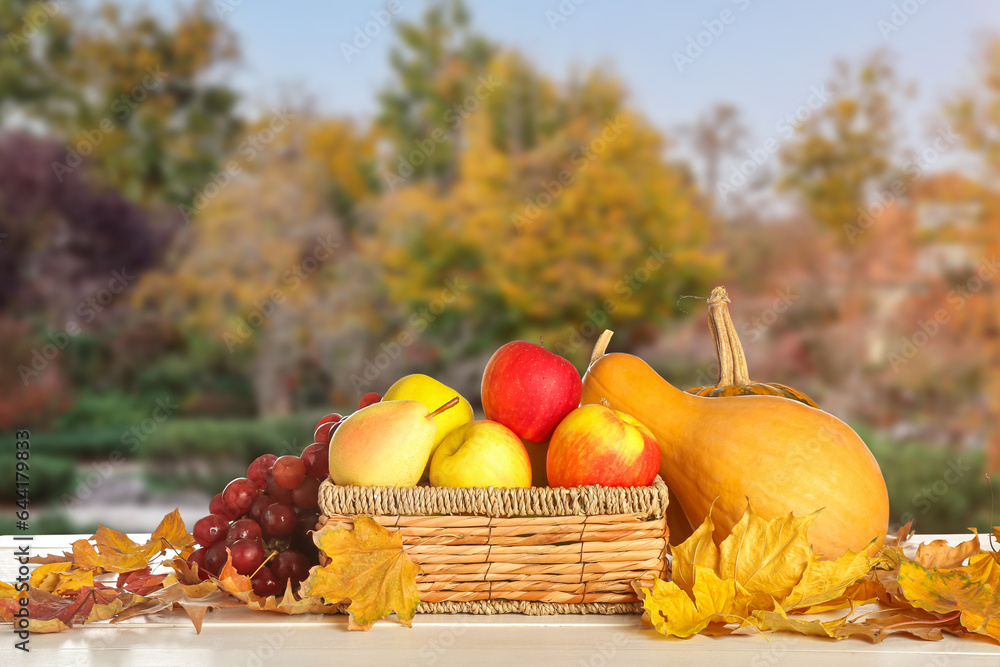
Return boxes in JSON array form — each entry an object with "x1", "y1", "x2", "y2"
[{"x1": 109, "y1": 1, "x2": 998, "y2": 155}]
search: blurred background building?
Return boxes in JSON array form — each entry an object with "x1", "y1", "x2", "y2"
[{"x1": 1, "y1": 0, "x2": 998, "y2": 533}]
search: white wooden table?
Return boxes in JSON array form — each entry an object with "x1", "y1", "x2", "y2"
[{"x1": 2, "y1": 534, "x2": 999, "y2": 666}]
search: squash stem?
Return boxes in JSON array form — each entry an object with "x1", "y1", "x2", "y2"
[{"x1": 706, "y1": 286, "x2": 752, "y2": 388}]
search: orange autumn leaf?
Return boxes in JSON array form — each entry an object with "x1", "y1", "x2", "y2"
[
  {"x1": 29, "y1": 562, "x2": 74, "y2": 592},
  {"x1": 914, "y1": 532, "x2": 982, "y2": 569},
  {"x1": 71, "y1": 509, "x2": 195, "y2": 573},
  {"x1": 300, "y1": 516, "x2": 422, "y2": 631},
  {"x1": 29, "y1": 562, "x2": 106, "y2": 597}
]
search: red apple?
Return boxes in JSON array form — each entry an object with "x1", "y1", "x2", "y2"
[
  {"x1": 481, "y1": 341, "x2": 582, "y2": 443},
  {"x1": 546, "y1": 404, "x2": 659, "y2": 488}
]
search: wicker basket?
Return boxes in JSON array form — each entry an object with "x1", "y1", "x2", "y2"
[{"x1": 316, "y1": 476, "x2": 670, "y2": 615}]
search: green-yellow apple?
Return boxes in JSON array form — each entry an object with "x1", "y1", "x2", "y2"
[
  {"x1": 547, "y1": 404, "x2": 659, "y2": 487},
  {"x1": 329, "y1": 398, "x2": 458, "y2": 486},
  {"x1": 384, "y1": 374, "x2": 474, "y2": 449},
  {"x1": 430, "y1": 420, "x2": 532, "y2": 488}
]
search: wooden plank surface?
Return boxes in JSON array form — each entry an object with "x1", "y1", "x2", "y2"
[{"x1": 2, "y1": 534, "x2": 1000, "y2": 666}]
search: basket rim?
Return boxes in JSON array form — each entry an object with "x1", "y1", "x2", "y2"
[{"x1": 318, "y1": 475, "x2": 669, "y2": 519}]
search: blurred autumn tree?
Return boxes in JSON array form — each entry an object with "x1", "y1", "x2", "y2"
[
  {"x1": 132, "y1": 1, "x2": 719, "y2": 413},
  {"x1": 0, "y1": 0, "x2": 244, "y2": 426},
  {"x1": 366, "y1": 4, "x2": 718, "y2": 376},
  {"x1": 132, "y1": 117, "x2": 382, "y2": 414},
  {"x1": 377, "y1": 0, "x2": 492, "y2": 187},
  {"x1": 0, "y1": 0, "x2": 242, "y2": 207},
  {"x1": 948, "y1": 36, "x2": 1000, "y2": 467},
  {"x1": 779, "y1": 51, "x2": 905, "y2": 241},
  {"x1": 680, "y1": 103, "x2": 748, "y2": 212}
]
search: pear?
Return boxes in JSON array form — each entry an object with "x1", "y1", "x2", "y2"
[{"x1": 329, "y1": 398, "x2": 459, "y2": 487}]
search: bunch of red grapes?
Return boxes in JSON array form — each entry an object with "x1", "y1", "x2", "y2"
[
  {"x1": 186, "y1": 391, "x2": 383, "y2": 597},
  {"x1": 187, "y1": 412, "x2": 343, "y2": 597}
]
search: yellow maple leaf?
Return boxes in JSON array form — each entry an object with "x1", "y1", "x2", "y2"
[
  {"x1": 961, "y1": 551, "x2": 1000, "y2": 587},
  {"x1": 896, "y1": 558, "x2": 1000, "y2": 643},
  {"x1": 30, "y1": 563, "x2": 95, "y2": 596},
  {"x1": 638, "y1": 565, "x2": 735, "y2": 638},
  {"x1": 718, "y1": 503, "x2": 818, "y2": 615},
  {"x1": 753, "y1": 602, "x2": 849, "y2": 638},
  {"x1": 781, "y1": 540, "x2": 876, "y2": 611},
  {"x1": 300, "y1": 516, "x2": 421, "y2": 630},
  {"x1": 29, "y1": 563, "x2": 73, "y2": 591},
  {"x1": 799, "y1": 578, "x2": 884, "y2": 613},
  {"x1": 669, "y1": 509, "x2": 719, "y2": 596}
]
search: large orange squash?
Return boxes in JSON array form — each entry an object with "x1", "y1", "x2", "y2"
[{"x1": 581, "y1": 329, "x2": 889, "y2": 559}]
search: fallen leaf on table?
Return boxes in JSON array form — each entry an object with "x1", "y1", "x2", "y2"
[
  {"x1": 165, "y1": 556, "x2": 204, "y2": 586},
  {"x1": 885, "y1": 520, "x2": 915, "y2": 549},
  {"x1": 640, "y1": 503, "x2": 884, "y2": 639},
  {"x1": 782, "y1": 541, "x2": 876, "y2": 612},
  {"x1": 26, "y1": 551, "x2": 74, "y2": 565},
  {"x1": 718, "y1": 504, "x2": 817, "y2": 616},
  {"x1": 0, "y1": 586, "x2": 142, "y2": 632},
  {"x1": 915, "y1": 532, "x2": 981, "y2": 569},
  {"x1": 799, "y1": 577, "x2": 884, "y2": 613},
  {"x1": 29, "y1": 563, "x2": 94, "y2": 595},
  {"x1": 300, "y1": 515, "x2": 422, "y2": 630},
  {"x1": 72, "y1": 509, "x2": 196, "y2": 573},
  {"x1": 753, "y1": 602, "x2": 849, "y2": 638},
  {"x1": 188, "y1": 549, "x2": 336, "y2": 616},
  {"x1": 896, "y1": 558, "x2": 1000, "y2": 642},
  {"x1": 117, "y1": 568, "x2": 169, "y2": 596},
  {"x1": 669, "y1": 510, "x2": 719, "y2": 596},
  {"x1": 833, "y1": 607, "x2": 967, "y2": 642},
  {"x1": 636, "y1": 565, "x2": 735, "y2": 638},
  {"x1": 961, "y1": 551, "x2": 1000, "y2": 586},
  {"x1": 112, "y1": 581, "x2": 243, "y2": 634}
]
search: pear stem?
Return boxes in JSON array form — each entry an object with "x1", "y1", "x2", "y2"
[{"x1": 426, "y1": 396, "x2": 460, "y2": 420}]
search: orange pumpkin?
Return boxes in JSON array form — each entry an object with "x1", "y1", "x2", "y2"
[{"x1": 686, "y1": 286, "x2": 818, "y2": 408}]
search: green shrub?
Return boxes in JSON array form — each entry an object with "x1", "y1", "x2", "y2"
[
  {"x1": 862, "y1": 427, "x2": 992, "y2": 535},
  {"x1": 2, "y1": 454, "x2": 76, "y2": 503},
  {"x1": 51, "y1": 392, "x2": 149, "y2": 431}
]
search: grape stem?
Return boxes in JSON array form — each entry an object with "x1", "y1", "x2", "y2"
[{"x1": 249, "y1": 550, "x2": 279, "y2": 581}]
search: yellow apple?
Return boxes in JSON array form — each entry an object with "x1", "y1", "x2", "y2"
[
  {"x1": 430, "y1": 420, "x2": 532, "y2": 488},
  {"x1": 384, "y1": 374, "x2": 474, "y2": 449}
]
